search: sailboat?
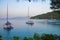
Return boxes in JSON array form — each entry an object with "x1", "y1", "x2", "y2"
[
  {"x1": 26, "y1": 0, "x2": 34, "y2": 25},
  {"x1": 4, "y1": 3, "x2": 13, "y2": 30}
]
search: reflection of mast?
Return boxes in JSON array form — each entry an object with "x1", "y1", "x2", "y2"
[
  {"x1": 4, "y1": 3, "x2": 13, "y2": 30},
  {"x1": 26, "y1": 0, "x2": 34, "y2": 25}
]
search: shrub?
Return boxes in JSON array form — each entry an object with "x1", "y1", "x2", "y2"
[
  {"x1": 24, "y1": 37, "x2": 28, "y2": 40},
  {"x1": 13, "y1": 36, "x2": 20, "y2": 40}
]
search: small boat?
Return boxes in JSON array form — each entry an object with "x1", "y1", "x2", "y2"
[
  {"x1": 4, "y1": 21, "x2": 13, "y2": 30},
  {"x1": 26, "y1": 21, "x2": 34, "y2": 25},
  {"x1": 4, "y1": 25, "x2": 13, "y2": 31}
]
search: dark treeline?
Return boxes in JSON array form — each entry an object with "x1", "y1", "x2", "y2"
[
  {"x1": 23, "y1": 33, "x2": 60, "y2": 40},
  {"x1": 0, "y1": 33, "x2": 60, "y2": 40}
]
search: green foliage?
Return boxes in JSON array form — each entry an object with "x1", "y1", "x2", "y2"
[
  {"x1": 0, "y1": 38, "x2": 2, "y2": 40},
  {"x1": 50, "y1": 0, "x2": 60, "y2": 10},
  {"x1": 23, "y1": 37, "x2": 33, "y2": 40},
  {"x1": 41, "y1": 34, "x2": 57, "y2": 40},
  {"x1": 24, "y1": 37, "x2": 28, "y2": 40},
  {"x1": 57, "y1": 36, "x2": 60, "y2": 40},
  {"x1": 33, "y1": 33, "x2": 60, "y2": 40},
  {"x1": 13, "y1": 36, "x2": 20, "y2": 40},
  {"x1": 28, "y1": 38, "x2": 33, "y2": 40},
  {"x1": 0, "y1": 36, "x2": 2, "y2": 38},
  {"x1": 31, "y1": 11, "x2": 60, "y2": 19},
  {"x1": 0, "y1": 35, "x2": 2, "y2": 40},
  {"x1": 0, "y1": 33, "x2": 60, "y2": 40},
  {"x1": 33, "y1": 33, "x2": 41, "y2": 40}
]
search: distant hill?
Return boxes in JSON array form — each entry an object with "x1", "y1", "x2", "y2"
[{"x1": 31, "y1": 11, "x2": 60, "y2": 19}]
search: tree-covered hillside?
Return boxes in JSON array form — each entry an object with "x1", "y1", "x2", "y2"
[{"x1": 31, "y1": 11, "x2": 60, "y2": 19}]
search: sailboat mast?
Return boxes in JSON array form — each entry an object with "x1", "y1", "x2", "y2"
[
  {"x1": 28, "y1": 6, "x2": 29, "y2": 18},
  {"x1": 7, "y1": 3, "x2": 8, "y2": 22},
  {"x1": 28, "y1": 1, "x2": 31, "y2": 18}
]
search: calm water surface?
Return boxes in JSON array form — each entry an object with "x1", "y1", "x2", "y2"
[{"x1": 0, "y1": 18, "x2": 60, "y2": 40}]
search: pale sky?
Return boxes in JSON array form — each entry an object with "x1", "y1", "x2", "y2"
[{"x1": 0, "y1": 0, "x2": 52, "y2": 18}]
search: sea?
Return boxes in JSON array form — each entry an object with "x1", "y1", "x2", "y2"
[{"x1": 0, "y1": 18, "x2": 60, "y2": 40}]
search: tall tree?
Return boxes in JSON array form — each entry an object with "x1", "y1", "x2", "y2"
[{"x1": 50, "y1": 0, "x2": 60, "y2": 11}]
